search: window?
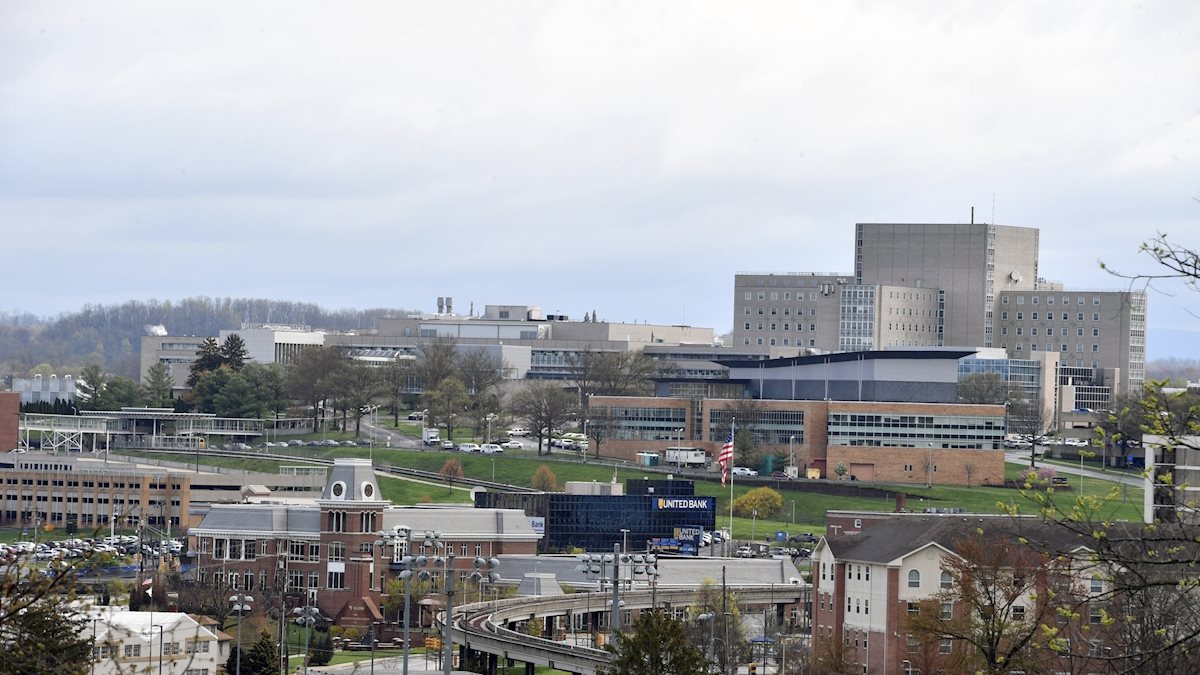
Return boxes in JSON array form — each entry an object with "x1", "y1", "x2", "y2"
[
  {"x1": 940, "y1": 602, "x2": 953, "y2": 620},
  {"x1": 907, "y1": 602, "x2": 920, "y2": 616},
  {"x1": 938, "y1": 638, "x2": 952, "y2": 654},
  {"x1": 1016, "y1": 312, "x2": 1023, "y2": 321},
  {"x1": 327, "y1": 571, "x2": 346, "y2": 589},
  {"x1": 1090, "y1": 575, "x2": 1104, "y2": 593},
  {"x1": 328, "y1": 542, "x2": 345, "y2": 563},
  {"x1": 1012, "y1": 605, "x2": 1026, "y2": 621},
  {"x1": 1090, "y1": 605, "x2": 1104, "y2": 625},
  {"x1": 906, "y1": 635, "x2": 919, "y2": 653},
  {"x1": 908, "y1": 570, "x2": 921, "y2": 588},
  {"x1": 1032, "y1": 296, "x2": 1039, "y2": 305},
  {"x1": 1032, "y1": 312, "x2": 1038, "y2": 320},
  {"x1": 940, "y1": 571, "x2": 952, "y2": 589},
  {"x1": 125, "y1": 644, "x2": 142, "y2": 657},
  {"x1": 1092, "y1": 312, "x2": 1100, "y2": 321}
]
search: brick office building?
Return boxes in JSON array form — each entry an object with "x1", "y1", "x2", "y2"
[
  {"x1": 589, "y1": 350, "x2": 1005, "y2": 486},
  {"x1": 188, "y1": 458, "x2": 540, "y2": 629}
]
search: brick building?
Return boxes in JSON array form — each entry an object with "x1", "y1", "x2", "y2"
[
  {"x1": 810, "y1": 512, "x2": 1118, "y2": 674},
  {"x1": 589, "y1": 350, "x2": 1005, "y2": 486},
  {"x1": 188, "y1": 458, "x2": 540, "y2": 629},
  {"x1": 1, "y1": 392, "x2": 17, "y2": 452}
]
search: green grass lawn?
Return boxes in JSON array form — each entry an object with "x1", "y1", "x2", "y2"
[{"x1": 115, "y1": 445, "x2": 1145, "y2": 544}]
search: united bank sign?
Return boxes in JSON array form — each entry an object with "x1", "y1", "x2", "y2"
[{"x1": 655, "y1": 497, "x2": 713, "y2": 510}]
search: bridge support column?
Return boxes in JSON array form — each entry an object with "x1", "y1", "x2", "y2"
[
  {"x1": 524, "y1": 661, "x2": 535, "y2": 675},
  {"x1": 485, "y1": 652, "x2": 497, "y2": 675}
]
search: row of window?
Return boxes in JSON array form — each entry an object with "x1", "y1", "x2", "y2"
[
  {"x1": 743, "y1": 322, "x2": 819, "y2": 332},
  {"x1": 1004, "y1": 295, "x2": 1104, "y2": 306},
  {"x1": 1003, "y1": 310, "x2": 1104, "y2": 323},
  {"x1": 744, "y1": 306, "x2": 822, "y2": 316},
  {"x1": 1003, "y1": 325, "x2": 1100, "y2": 337}
]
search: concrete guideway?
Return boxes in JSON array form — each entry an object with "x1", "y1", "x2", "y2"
[{"x1": 440, "y1": 584, "x2": 808, "y2": 675}]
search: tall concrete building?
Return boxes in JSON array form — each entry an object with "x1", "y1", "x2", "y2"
[
  {"x1": 731, "y1": 274, "x2": 941, "y2": 353},
  {"x1": 995, "y1": 287, "x2": 1147, "y2": 395},
  {"x1": 855, "y1": 222, "x2": 1040, "y2": 348}
]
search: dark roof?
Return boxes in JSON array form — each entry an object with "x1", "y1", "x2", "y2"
[
  {"x1": 715, "y1": 349, "x2": 978, "y2": 370},
  {"x1": 825, "y1": 515, "x2": 1088, "y2": 564}
]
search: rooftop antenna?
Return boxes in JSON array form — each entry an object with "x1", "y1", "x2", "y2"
[{"x1": 991, "y1": 192, "x2": 996, "y2": 224}]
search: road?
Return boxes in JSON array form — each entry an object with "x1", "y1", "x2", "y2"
[{"x1": 1004, "y1": 451, "x2": 1144, "y2": 488}]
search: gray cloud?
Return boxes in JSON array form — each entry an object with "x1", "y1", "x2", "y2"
[{"x1": 1, "y1": 2, "x2": 1198, "y2": 356}]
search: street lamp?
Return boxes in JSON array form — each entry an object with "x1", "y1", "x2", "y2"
[
  {"x1": 490, "y1": 457, "x2": 495, "y2": 482},
  {"x1": 292, "y1": 604, "x2": 319, "y2": 675},
  {"x1": 471, "y1": 556, "x2": 501, "y2": 604},
  {"x1": 229, "y1": 593, "x2": 254, "y2": 675},
  {"x1": 416, "y1": 530, "x2": 456, "y2": 675},
  {"x1": 697, "y1": 613, "x2": 716, "y2": 673},
  {"x1": 788, "y1": 435, "x2": 796, "y2": 473},
  {"x1": 485, "y1": 413, "x2": 497, "y2": 444},
  {"x1": 377, "y1": 525, "x2": 421, "y2": 675},
  {"x1": 620, "y1": 528, "x2": 630, "y2": 554}
]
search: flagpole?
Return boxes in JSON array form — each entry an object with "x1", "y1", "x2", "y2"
[{"x1": 728, "y1": 418, "x2": 735, "y2": 545}]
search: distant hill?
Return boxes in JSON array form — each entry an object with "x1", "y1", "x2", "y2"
[{"x1": 0, "y1": 297, "x2": 412, "y2": 380}]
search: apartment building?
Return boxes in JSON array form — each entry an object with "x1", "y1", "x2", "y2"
[{"x1": 812, "y1": 512, "x2": 1116, "y2": 675}]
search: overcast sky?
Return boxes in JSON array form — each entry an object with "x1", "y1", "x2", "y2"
[{"x1": 2, "y1": 2, "x2": 1198, "y2": 357}]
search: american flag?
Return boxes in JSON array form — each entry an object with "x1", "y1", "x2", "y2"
[{"x1": 718, "y1": 427, "x2": 735, "y2": 486}]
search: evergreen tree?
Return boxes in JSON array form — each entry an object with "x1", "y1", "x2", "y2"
[
  {"x1": 241, "y1": 630, "x2": 277, "y2": 675},
  {"x1": 220, "y1": 333, "x2": 250, "y2": 370},
  {"x1": 188, "y1": 337, "x2": 223, "y2": 387},
  {"x1": 602, "y1": 610, "x2": 708, "y2": 675},
  {"x1": 0, "y1": 600, "x2": 92, "y2": 675},
  {"x1": 76, "y1": 364, "x2": 107, "y2": 410},
  {"x1": 144, "y1": 362, "x2": 175, "y2": 407},
  {"x1": 309, "y1": 629, "x2": 334, "y2": 666}
]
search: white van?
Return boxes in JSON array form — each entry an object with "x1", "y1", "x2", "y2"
[
  {"x1": 480, "y1": 443, "x2": 504, "y2": 454},
  {"x1": 507, "y1": 427, "x2": 529, "y2": 437}
]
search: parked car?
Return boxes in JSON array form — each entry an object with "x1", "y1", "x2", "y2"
[
  {"x1": 407, "y1": 411, "x2": 426, "y2": 421},
  {"x1": 771, "y1": 470, "x2": 791, "y2": 480},
  {"x1": 788, "y1": 532, "x2": 818, "y2": 544},
  {"x1": 480, "y1": 443, "x2": 504, "y2": 454},
  {"x1": 441, "y1": 440, "x2": 456, "y2": 450},
  {"x1": 457, "y1": 443, "x2": 480, "y2": 453},
  {"x1": 507, "y1": 427, "x2": 529, "y2": 437},
  {"x1": 731, "y1": 467, "x2": 758, "y2": 477},
  {"x1": 736, "y1": 546, "x2": 755, "y2": 558},
  {"x1": 500, "y1": 440, "x2": 523, "y2": 450}
]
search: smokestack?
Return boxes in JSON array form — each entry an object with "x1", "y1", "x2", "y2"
[
  {"x1": 437, "y1": 297, "x2": 444, "y2": 314},
  {"x1": 971, "y1": 206, "x2": 975, "y2": 224},
  {"x1": 446, "y1": 297, "x2": 453, "y2": 315}
]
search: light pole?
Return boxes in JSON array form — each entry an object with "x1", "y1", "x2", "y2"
[
  {"x1": 751, "y1": 508, "x2": 758, "y2": 542},
  {"x1": 788, "y1": 435, "x2": 796, "y2": 473},
  {"x1": 149, "y1": 624, "x2": 165, "y2": 675},
  {"x1": 229, "y1": 593, "x2": 254, "y2": 675},
  {"x1": 490, "y1": 457, "x2": 495, "y2": 482},
  {"x1": 417, "y1": 531, "x2": 456, "y2": 675},
  {"x1": 485, "y1": 413, "x2": 497, "y2": 444},
  {"x1": 378, "y1": 525, "x2": 421, "y2": 675},
  {"x1": 620, "y1": 528, "x2": 630, "y2": 554},
  {"x1": 927, "y1": 443, "x2": 934, "y2": 488},
  {"x1": 697, "y1": 613, "x2": 716, "y2": 673},
  {"x1": 293, "y1": 604, "x2": 319, "y2": 674}
]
